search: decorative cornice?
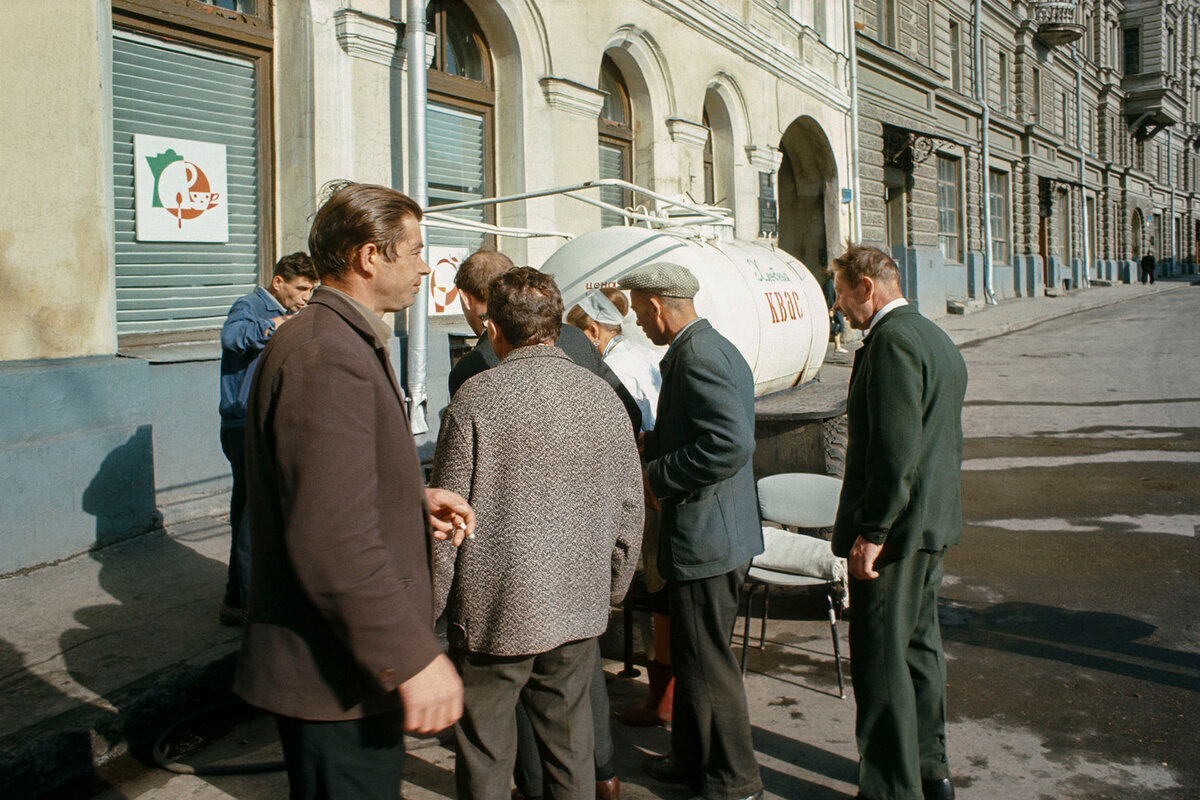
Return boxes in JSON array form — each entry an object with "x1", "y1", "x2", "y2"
[
  {"x1": 745, "y1": 144, "x2": 782, "y2": 171},
  {"x1": 666, "y1": 118, "x2": 709, "y2": 149},
  {"x1": 539, "y1": 77, "x2": 607, "y2": 119},
  {"x1": 333, "y1": 8, "x2": 435, "y2": 70},
  {"x1": 637, "y1": 0, "x2": 850, "y2": 110}
]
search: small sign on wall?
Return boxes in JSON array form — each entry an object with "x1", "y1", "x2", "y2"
[
  {"x1": 758, "y1": 171, "x2": 778, "y2": 238},
  {"x1": 428, "y1": 246, "x2": 469, "y2": 316},
  {"x1": 133, "y1": 133, "x2": 229, "y2": 242}
]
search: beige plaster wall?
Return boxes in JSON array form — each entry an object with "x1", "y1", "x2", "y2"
[{"x1": 0, "y1": 1, "x2": 115, "y2": 361}]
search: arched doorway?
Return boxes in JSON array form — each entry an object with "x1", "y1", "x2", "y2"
[
  {"x1": 1131, "y1": 208, "x2": 1143, "y2": 258},
  {"x1": 778, "y1": 117, "x2": 839, "y2": 284}
]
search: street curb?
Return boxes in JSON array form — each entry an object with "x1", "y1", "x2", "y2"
[
  {"x1": 944, "y1": 283, "x2": 1189, "y2": 347},
  {"x1": 1, "y1": 649, "x2": 239, "y2": 800}
]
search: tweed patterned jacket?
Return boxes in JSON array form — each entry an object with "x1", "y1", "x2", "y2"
[{"x1": 431, "y1": 345, "x2": 644, "y2": 657}]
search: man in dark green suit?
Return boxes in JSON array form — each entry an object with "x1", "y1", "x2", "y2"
[
  {"x1": 620, "y1": 262, "x2": 764, "y2": 800},
  {"x1": 830, "y1": 245, "x2": 968, "y2": 800}
]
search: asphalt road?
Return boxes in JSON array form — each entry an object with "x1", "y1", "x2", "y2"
[
  {"x1": 943, "y1": 286, "x2": 1200, "y2": 799},
  {"x1": 72, "y1": 285, "x2": 1200, "y2": 800}
]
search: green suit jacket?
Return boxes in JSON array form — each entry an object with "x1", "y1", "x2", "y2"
[
  {"x1": 644, "y1": 319, "x2": 763, "y2": 581},
  {"x1": 832, "y1": 305, "x2": 968, "y2": 561}
]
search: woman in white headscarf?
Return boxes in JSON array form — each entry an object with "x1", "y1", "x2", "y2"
[
  {"x1": 568, "y1": 287, "x2": 673, "y2": 727},
  {"x1": 567, "y1": 288, "x2": 661, "y2": 431}
]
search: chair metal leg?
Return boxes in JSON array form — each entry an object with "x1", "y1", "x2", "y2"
[
  {"x1": 620, "y1": 595, "x2": 640, "y2": 678},
  {"x1": 740, "y1": 582, "x2": 757, "y2": 675},
  {"x1": 827, "y1": 589, "x2": 846, "y2": 699},
  {"x1": 759, "y1": 583, "x2": 771, "y2": 649}
]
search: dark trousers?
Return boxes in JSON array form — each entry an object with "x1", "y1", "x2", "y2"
[
  {"x1": 669, "y1": 566, "x2": 762, "y2": 800},
  {"x1": 453, "y1": 638, "x2": 597, "y2": 800},
  {"x1": 220, "y1": 426, "x2": 250, "y2": 609},
  {"x1": 513, "y1": 641, "x2": 615, "y2": 795},
  {"x1": 275, "y1": 710, "x2": 405, "y2": 800},
  {"x1": 848, "y1": 548, "x2": 950, "y2": 800}
]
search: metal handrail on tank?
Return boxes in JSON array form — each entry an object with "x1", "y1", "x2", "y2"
[{"x1": 420, "y1": 178, "x2": 732, "y2": 239}]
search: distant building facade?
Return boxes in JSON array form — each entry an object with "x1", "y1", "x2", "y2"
[
  {"x1": 0, "y1": 0, "x2": 853, "y2": 573},
  {"x1": 853, "y1": 0, "x2": 1200, "y2": 313}
]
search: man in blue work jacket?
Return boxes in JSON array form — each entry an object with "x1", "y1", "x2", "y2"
[{"x1": 217, "y1": 252, "x2": 318, "y2": 625}]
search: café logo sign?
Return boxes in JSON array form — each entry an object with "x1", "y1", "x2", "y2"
[{"x1": 133, "y1": 134, "x2": 229, "y2": 243}]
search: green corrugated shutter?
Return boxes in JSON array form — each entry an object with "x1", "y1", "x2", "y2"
[
  {"x1": 112, "y1": 30, "x2": 260, "y2": 335},
  {"x1": 427, "y1": 101, "x2": 486, "y2": 252},
  {"x1": 598, "y1": 142, "x2": 627, "y2": 227}
]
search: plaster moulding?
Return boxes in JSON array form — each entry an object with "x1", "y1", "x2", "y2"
[
  {"x1": 745, "y1": 144, "x2": 782, "y2": 171},
  {"x1": 539, "y1": 77, "x2": 607, "y2": 119},
  {"x1": 666, "y1": 118, "x2": 710, "y2": 149},
  {"x1": 333, "y1": 8, "x2": 435, "y2": 70}
]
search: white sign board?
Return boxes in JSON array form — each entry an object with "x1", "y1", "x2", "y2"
[
  {"x1": 428, "y1": 247, "x2": 469, "y2": 316},
  {"x1": 134, "y1": 133, "x2": 229, "y2": 242}
]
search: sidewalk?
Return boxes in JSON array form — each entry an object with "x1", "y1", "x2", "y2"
[{"x1": 0, "y1": 278, "x2": 1189, "y2": 799}]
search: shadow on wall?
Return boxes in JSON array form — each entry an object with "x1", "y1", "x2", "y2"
[{"x1": 80, "y1": 426, "x2": 162, "y2": 548}]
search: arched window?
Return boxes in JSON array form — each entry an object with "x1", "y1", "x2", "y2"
[
  {"x1": 702, "y1": 108, "x2": 715, "y2": 205},
  {"x1": 427, "y1": 0, "x2": 494, "y2": 251},
  {"x1": 702, "y1": 89, "x2": 735, "y2": 213},
  {"x1": 598, "y1": 55, "x2": 633, "y2": 227}
]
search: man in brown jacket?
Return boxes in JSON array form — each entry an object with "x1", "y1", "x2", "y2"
[{"x1": 235, "y1": 182, "x2": 474, "y2": 800}]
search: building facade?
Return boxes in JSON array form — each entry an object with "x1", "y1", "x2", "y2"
[
  {"x1": 854, "y1": 0, "x2": 1200, "y2": 314},
  {"x1": 0, "y1": 0, "x2": 854, "y2": 573}
]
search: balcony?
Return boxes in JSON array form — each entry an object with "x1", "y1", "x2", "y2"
[{"x1": 1034, "y1": 2, "x2": 1084, "y2": 48}]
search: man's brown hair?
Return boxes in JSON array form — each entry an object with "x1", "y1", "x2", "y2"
[
  {"x1": 307, "y1": 182, "x2": 423, "y2": 280},
  {"x1": 273, "y1": 252, "x2": 318, "y2": 282},
  {"x1": 487, "y1": 267, "x2": 563, "y2": 348},
  {"x1": 831, "y1": 243, "x2": 901, "y2": 287},
  {"x1": 454, "y1": 249, "x2": 514, "y2": 300}
]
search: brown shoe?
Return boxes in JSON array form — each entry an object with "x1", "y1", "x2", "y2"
[
  {"x1": 596, "y1": 776, "x2": 620, "y2": 800},
  {"x1": 614, "y1": 662, "x2": 673, "y2": 726}
]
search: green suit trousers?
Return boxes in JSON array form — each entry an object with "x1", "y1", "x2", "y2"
[{"x1": 848, "y1": 548, "x2": 951, "y2": 800}]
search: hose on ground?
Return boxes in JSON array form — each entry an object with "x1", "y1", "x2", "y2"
[{"x1": 153, "y1": 699, "x2": 445, "y2": 775}]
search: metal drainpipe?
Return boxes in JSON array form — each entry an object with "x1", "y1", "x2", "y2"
[
  {"x1": 976, "y1": 0, "x2": 997, "y2": 304},
  {"x1": 405, "y1": 0, "x2": 430, "y2": 434},
  {"x1": 848, "y1": 2, "x2": 861, "y2": 242},
  {"x1": 1169, "y1": 126, "x2": 1176, "y2": 273},
  {"x1": 1077, "y1": 56, "x2": 1089, "y2": 288}
]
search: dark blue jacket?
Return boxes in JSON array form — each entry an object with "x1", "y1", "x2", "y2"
[
  {"x1": 644, "y1": 319, "x2": 763, "y2": 581},
  {"x1": 220, "y1": 287, "x2": 285, "y2": 429}
]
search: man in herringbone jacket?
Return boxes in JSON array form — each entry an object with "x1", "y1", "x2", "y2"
[{"x1": 431, "y1": 267, "x2": 644, "y2": 800}]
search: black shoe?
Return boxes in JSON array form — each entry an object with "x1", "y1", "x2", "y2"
[
  {"x1": 922, "y1": 777, "x2": 955, "y2": 800},
  {"x1": 642, "y1": 754, "x2": 690, "y2": 786},
  {"x1": 218, "y1": 602, "x2": 244, "y2": 627}
]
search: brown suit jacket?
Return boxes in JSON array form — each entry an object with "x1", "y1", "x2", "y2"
[{"x1": 234, "y1": 287, "x2": 441, "y2": 721}]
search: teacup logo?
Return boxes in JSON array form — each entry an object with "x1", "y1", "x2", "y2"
[{"x1": 145, "y1": 148, "x2": 222, "y2": 229}]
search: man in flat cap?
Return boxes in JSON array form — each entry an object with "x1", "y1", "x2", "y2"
[{"x1": 620, "y1": 262, "x2": 763, "y2": 800}]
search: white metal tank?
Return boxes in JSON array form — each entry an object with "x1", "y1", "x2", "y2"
[{"x1": 542, "y1": 226, "x2": 828, "y2": 396}]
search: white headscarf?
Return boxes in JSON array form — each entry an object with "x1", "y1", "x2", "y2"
[{"x1": 576, "y1": 289, "x2": 625, "y2": 327}]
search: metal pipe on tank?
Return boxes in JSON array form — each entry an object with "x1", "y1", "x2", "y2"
[{"x1": 405, "y1": 0, "x2": 430, "y2": 434}]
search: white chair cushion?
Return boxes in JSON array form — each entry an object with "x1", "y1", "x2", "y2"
[{"x1": 752, "y1": 525, "x2": 847, "y2": 582}]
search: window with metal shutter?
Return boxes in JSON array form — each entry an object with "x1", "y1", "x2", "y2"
[
  {"x1": 598, "y1": 142, "x2": 629, "y2": 228},
  {"x1": 427, "y1": 101, "x2": 486, "y2": 252},
  {"x1": 112, "y1": 29, "x2": 260, "y2": 336}
]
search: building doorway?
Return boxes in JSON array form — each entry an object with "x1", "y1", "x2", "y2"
[{"x1": 778, "y1": 116, "x2": 839, "y2": 284}]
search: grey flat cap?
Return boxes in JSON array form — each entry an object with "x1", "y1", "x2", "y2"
[{"x1": 616, "y1": 262, "x2": 700, "y2": 298}]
